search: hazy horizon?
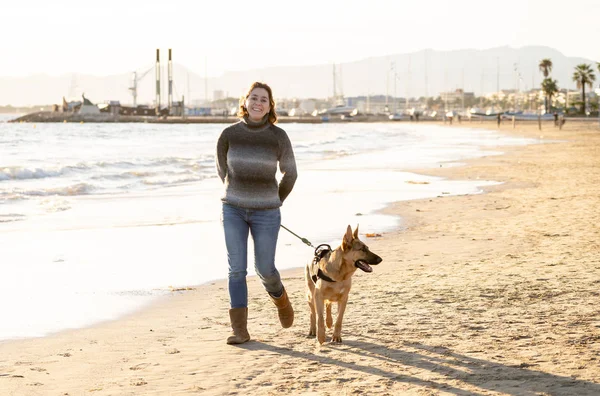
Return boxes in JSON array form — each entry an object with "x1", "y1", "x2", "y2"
[
  {"x1": 0, "y1": 44, "x2": 590, "y2": 80},
  {"x1": 1, "y1": 44, "x2": 596, "y2": 107},
  {"x1": 2, "y1": 0, "x2": 599, "y2": 78}
]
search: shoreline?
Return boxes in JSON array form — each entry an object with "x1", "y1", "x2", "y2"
[
  {"x1": 1, "y1": 122, "x2": 599, "y2": 394},
  {"x1": 8, "y1": 111, "x2": 599, "y2": 125}
]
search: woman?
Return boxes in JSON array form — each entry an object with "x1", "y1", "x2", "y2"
[{"x1": 216, "y1": 81, "x2": 298, "y2": 344}]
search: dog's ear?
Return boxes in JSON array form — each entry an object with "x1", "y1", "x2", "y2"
[
  {"x1": 343, "y1": 225, "x2": 353, "y2": 250},
  {"x1": 353, "y1": 224, "x2": 359, "y2": 239}
]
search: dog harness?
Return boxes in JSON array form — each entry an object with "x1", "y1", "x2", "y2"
[{"x1": 310, "y1": 244, "x2": 336, "y2": 283}]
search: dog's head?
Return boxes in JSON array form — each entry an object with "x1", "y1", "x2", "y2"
[{"x1": 341, "y1": 225, "x2": 383, "y2": 273}]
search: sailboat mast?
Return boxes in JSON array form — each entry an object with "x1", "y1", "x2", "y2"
[
  {"x1": 155, "y1": 49, "x2": 161, "y2": 115},
  {"x1": 406, "y1": 56, "x2": 411, "y2": 112},
  {"x1": 332, "y1": 63, "x2": 337, "y2": 105}
]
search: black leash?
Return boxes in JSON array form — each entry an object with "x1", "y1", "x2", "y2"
[
  {"x1": 280, "y1": 224, "x2": 335, "y2": 283},
  {"x1": 280, "y1": 224, "x2": 332, "y2": 255},
  {"x1": 280, "y1": 224, "x2": 314, "y2": 248}
]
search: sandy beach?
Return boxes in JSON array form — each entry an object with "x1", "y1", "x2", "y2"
[{"x1": 1, "y1": 120, "x2": 599, "y2": 395}]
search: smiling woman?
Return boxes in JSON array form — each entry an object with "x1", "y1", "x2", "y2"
[
  {"x1": 237, "y1": 82, "x2": 278, "y2": 124},
  {"x1": 216, "y1": 81, "x2": 297, "y2": 344}
]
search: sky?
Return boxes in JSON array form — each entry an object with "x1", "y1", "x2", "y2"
[{"x1": 2, "y1": 0, "x2": 599, "y2": 78}]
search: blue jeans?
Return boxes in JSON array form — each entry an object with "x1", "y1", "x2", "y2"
[{"x1": 221, "y1": 203, "x2": 283, "y2": 308}]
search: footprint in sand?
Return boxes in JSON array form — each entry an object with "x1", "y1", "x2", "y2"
[
  {"x1": 130, "y1": 378, "x2": 147, "y2": 386},
  {"x1": 129, "y1": 363, "x2": 151, "y2": 371}
]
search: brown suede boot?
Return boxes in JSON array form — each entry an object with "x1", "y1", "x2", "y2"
[
  {"x1": 270, "y1": 288, "x2": 294, "y2": 328},
  {"x1": 226, "y1": 307, "x2": 250, "y2": 345}
]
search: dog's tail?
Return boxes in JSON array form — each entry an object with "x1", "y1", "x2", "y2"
[
  {"x1": 304, "y1": 262, "x2": 315, "y2": 295},
  {"x1": 304, "y1": 262, "x2": 311, "y2": 282}
]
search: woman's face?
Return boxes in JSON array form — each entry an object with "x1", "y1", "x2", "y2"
[{"x1": 245, "y1": 88, "x2": 270, "y2": 121}]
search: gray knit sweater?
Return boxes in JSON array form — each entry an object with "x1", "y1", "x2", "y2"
[{"x1": 215, "y1": 116, "x2": 297, "y2": 209}]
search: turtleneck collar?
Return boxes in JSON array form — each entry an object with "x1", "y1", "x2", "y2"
[{"x1": 241, "y1": 114, "x2": 270, "y2": 131}]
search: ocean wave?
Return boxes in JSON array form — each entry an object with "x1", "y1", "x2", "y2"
[
  {"x1": 152, "y1": 156, "x2": 215, "y2": 170},
  {"x1": 92, "y1": 169, "x2": 203, "y2": 182},
  {"x1": 64, "y1": 163, "x2": 92, "y2": 171},
  {"x1": 0, "y1": 213, "x2": 26, "y2": 223},
  {"x1": 0, "y1": 218, "x2": 25, "y2": 223},
  {"x1": 91, "y1": 170, "x2": 156, "y2": 181},
  {"x1": 182, "y1": 161, "x2": 214, "y2": 171},
  {"x1": 40, "y1": 198, "x2": 72, "y2": 213},
  {"x1": 0, "y1": 166, "x2": 63, "y2": 181},
  {"x1": 96, "y1": 161, "x2": 136, "y2": 168},
  {"x1": 0, "y1": 163, "x2": 94, "y2": 182},
  {"x1": 141, "y1": 175, "x2": 203, "y2": 186},
  {"x1": 47, "y1": 183, "x2": 96, "y2": 196},
  {"x1": 90, "y1": 157, "x2": 215, "y2": 177},
  {"x1": 0, "y1": 193, "x2": 28, "y2": 202},
  {"x1": 0, "y1": 156, "x2": 214, "y2": 183},
  {"x1": 125, "y1": 170, "x2": 155, "y2": 178},
  {"x1": 16, "y1": 183, "x2": 96, "y2": 197},
  {"x1": 294, "y1": 138, "x2": 338, "y2": 149}
]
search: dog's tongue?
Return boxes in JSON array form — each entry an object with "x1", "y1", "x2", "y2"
[{"x1": 355, "y1": 260, "x2": 373, "y2": 273}]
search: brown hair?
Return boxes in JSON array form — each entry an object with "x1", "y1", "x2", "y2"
[{"x1": 237, "y1": 81, "x2": 278, "y2": 124}]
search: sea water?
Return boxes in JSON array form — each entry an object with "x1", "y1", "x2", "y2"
[{"x1": 0, "y1": 115, "x2": 539, "y2": 340}]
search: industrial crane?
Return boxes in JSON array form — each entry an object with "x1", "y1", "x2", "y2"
[{"x1": 128, "y1": 66, "x2": 153, "y2": 107}]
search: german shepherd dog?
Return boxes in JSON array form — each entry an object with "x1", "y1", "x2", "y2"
[{"x1": 305, "y1": 225, "x2": 382, "y2": 344}]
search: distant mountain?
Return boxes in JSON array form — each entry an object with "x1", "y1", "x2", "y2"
[{"x1": 0, "y1": 46, "x2": 595, "y2": 106}]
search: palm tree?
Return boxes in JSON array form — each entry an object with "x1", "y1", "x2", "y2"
[
  {"x1": 539, "y1": 58, "x2": 553, "y2": 78},
  {"x1": 541, "y1": 79, "x2": 559, "y2": 113},
  {"x1": 572, "y1": 64, "x2": 596, "y2": 115},
  {"x1": 538, "y1": 59, "x2": 553, "y2": 112}
]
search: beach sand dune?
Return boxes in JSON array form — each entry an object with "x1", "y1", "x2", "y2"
[{"x1": 1, "y1": 122, "x2": 599, "y2": 395}]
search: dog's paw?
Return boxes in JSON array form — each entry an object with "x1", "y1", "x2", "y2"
[
  {"x1": 331, "y1": 334, "x2": 343, "y2": 343},
  {"x1": 326, "y1": 316, "x2": 333, "y2": 329},
  {"x1": 307, "y1": 329, "x2": 316, "y2": 338},
  {"x1": 317, "y1": 332, "x2": 326, "y2": 345}
]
